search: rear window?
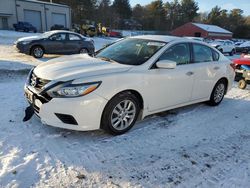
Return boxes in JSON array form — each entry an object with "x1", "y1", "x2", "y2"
[
  {"x1": 193, "y1": 43, "x2": 213, "y2": 63},
  {"x1": 212, "y1": 50, "x2": 220, "y2": 61},
  {"x1": 69, "y1": 34, "x2": 81, "y2": 41}
]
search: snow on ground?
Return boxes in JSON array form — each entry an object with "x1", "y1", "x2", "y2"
[
  {"x1": 0, "y1": 30, "x2": 250, "y2": 187},
  {"x1": 0, "y1": 30, "x2": 115, "y2": 70}
]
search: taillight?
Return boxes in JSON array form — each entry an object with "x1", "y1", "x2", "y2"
[{"x1": 230, "y1": 63, "x2": 236, "y2": 70}]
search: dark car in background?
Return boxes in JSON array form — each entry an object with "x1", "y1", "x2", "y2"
[
  {"x1": 13, "y1": 22, "x2": 37, "y2": 33},
  {"x1": 15, "y1": 30, "x2": 95, "y2": 58}
]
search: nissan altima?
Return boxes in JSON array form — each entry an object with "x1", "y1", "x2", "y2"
[
  {"x1": 15, "y1": 30, "x2": 95, "y2": 58},
  {"x1": 24, "y1": 35, "x2": 235, "y2": 135}
]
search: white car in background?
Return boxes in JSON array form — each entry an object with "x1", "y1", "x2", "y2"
[
  {"x1": 24, "y1": 36, "x2": 235, "y2": 135},
  {"x1": 210, "y1": 40, "x2": 236, "y2": 56}
]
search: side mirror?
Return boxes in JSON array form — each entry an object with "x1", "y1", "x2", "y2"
[{"x1": 156, "y1": 60, "x2": 177, "y2": 69}]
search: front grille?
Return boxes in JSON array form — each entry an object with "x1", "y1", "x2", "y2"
[{"x1": 30, "y1": 73, "x2": 50, "y2": 91}]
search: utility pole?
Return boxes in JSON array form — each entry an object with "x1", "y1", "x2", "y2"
[{"x1": 50, "y1": 0, "x2": 53, "y2": 3}]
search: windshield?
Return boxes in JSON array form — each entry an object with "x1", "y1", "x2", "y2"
[
  {"x1": 41, "y1": 31, "x2": 53, "y2": 38},
  {"x1": 96, "y1": 38, "x2": 166, "y2": 65}
]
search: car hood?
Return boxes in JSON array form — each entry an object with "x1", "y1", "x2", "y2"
[
  {"x1": 16, "y1": 35, "x2": 43, "y2": 42},
  {"x1": 33, "y1": 54, "x2": 132, "y2": 81}
]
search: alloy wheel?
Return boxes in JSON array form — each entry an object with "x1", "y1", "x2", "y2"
[
  {"x1": 33, "y1": 47, "x2": 43, "y2": 58},
  {"x1": 111, "y1": 100, "x2": 136, "y2": 131},
  {"x1": 214, "y1": 83, "x2": 225, "y2": 103},
  {"x1": 80, "y1": 48, "x2": 88, "y2": 54}
]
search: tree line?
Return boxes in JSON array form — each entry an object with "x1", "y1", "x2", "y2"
[{"x1": 41, "y1": 0, "x2": 250, "y2": 38}]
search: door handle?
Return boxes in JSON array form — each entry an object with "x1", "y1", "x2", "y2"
[
  {"x1": 186, "y1": 71, "x2": 194, "y2": 76},
  {"x1": 214, "y1": 66, "x2": 220, "y2": 70}
]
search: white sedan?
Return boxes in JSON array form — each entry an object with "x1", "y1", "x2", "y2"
[{"x1": 24, "y1": 35, "x2": 235, "y2": 135}]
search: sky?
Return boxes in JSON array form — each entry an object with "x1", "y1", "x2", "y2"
[{"x1": 129, "y1": 0, "x2": 250, "y2": 16}]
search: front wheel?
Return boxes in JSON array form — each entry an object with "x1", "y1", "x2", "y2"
[
  {"x1": 31, "y1": 46, "x2": 44, "y2": 58},
  {"x1": 101, "y1": 92, "x2": 140, "y2": 135},
  {"x1": 207, "y1": 80, "x2": 226, "y2": 106}
]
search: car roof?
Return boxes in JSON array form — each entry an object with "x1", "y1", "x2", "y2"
[
  {"x1": 45, "y1": 30, "x2": 81, "y2": 35},
  {"x1": 131, "y1": 35, "x2": 181, "y2": 43},
  {"x1": 43, "y1": 30, "x2": 83, "y2": 37}
]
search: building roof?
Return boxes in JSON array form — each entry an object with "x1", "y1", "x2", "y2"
[
  {"x1": 19, "y1": 0, "x2": 69, "y2": 8},
  {"x1": 193, "y1": 23, "x2": 232, "y2": 34}
]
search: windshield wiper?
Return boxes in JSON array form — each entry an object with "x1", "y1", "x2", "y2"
[{"x1": 97, "y1": 56, "x2": 118, "y2": 63}]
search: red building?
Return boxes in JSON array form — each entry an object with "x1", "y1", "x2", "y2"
[{"x1": 171, "y1": 22, "x2": 233, "y2": 40}]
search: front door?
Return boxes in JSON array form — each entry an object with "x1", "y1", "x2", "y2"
[
  {"x1": 146, "y1": 43, "x2": 195, "y2": 112},
  {"x1": 46, "y1": 33, "x2": 67, "y2": 54}
]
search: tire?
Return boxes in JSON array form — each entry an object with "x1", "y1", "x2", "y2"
[
  {"x1": 101, "y1": 92, "x2": 140, "y2": 135},
  {"x1": 207, "y1": 80, "x2": 227, "y2": 106},
  {"x1": 238, "y1": 79, "x2": 247, "y2": 89},
  {"x1": 31, "y1": 46, "x2": 44, "y2": 58},
  {"x1": 79, "y1": 48, "x2": 88, "y2": 54}
]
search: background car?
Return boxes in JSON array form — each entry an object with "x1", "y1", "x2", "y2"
[
  {"x1": 24, "y1": 35, "x2": 235, "y2": 135},
  {"x1": 15, "y1": 30, "x2": 95, "y2": 58},
  {"x1": 210, "y1": 40, "x2": 236, "y2": 56},
  {"x1": 13, "y1": 22, "x2": 37, "y2": 33},
  {"x1": 236, "y1": 41, "x2": 250, "y2": 53}
]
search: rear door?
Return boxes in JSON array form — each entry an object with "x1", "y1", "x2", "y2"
[
  {"x1": 65, "y1": 33, "x2": 83, "y2": 54},
  {"x1": 190, "y1": 43, "x2": 223, "y2": 100},
  {"x1": 46, "y1": 33, "x2": 67, "y2": 54}
]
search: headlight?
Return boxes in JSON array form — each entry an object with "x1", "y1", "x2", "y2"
[
  {"x1": 48, "y1": 81, "x2": 101, "y2": 98},
  {"x1": 21, "y1": 41, "x2": 31, "y2": 45}
]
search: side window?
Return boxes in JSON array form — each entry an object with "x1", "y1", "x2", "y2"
[
  {"x1": 159, "y1": 43, "x2": 190, "y2": 65},
  {"x1": 212, "y1": 49, "x2": 220, "y2": 61},
  {"x1": 193, "y1": 43, "x2": 213, "y2": 63},
  {"x1": 69, "y1": 34, "x2": 81, "y2": 41},
  {"x1": 50, "y1": 33, "x2": 66, "y2": 41}
]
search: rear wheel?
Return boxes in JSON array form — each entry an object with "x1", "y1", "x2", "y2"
[
  {"x1": 207, "y1": 80, "x2": 226, "y2": 106},
  {"x1": 31, "y1": 46, "x2": 44, "y2": 58},
  {"x1": 238, "y1": 79, "x2": 247, "y2": 89},
  {"x1": 101, "y1": 92, "x2": 140, "y2": 135},
  {"x1": 79, "y1": 48, "x2": 88, "y2": 54}
]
